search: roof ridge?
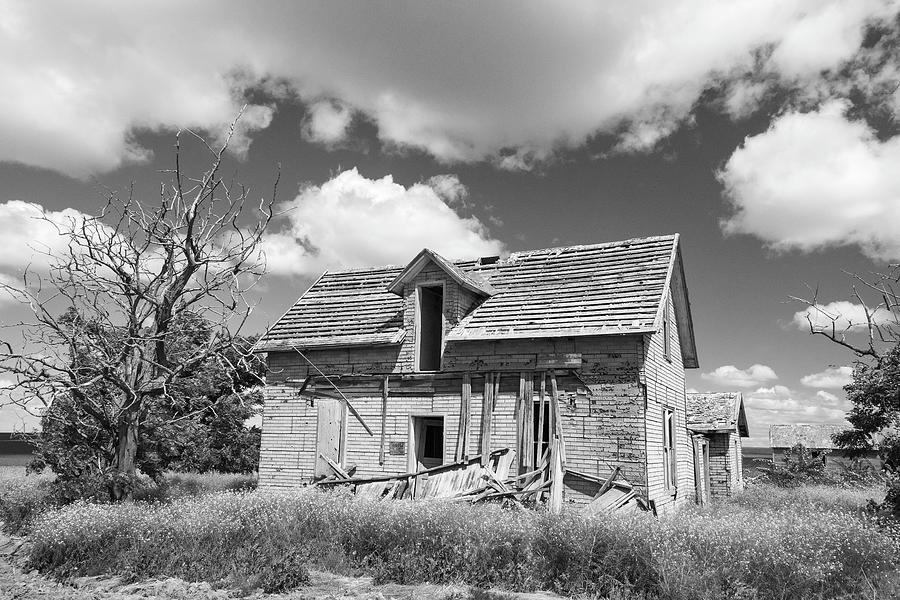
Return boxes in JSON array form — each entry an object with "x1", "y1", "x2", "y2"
[{"x1": 503, "y1": 234, "x2": 679, "y2": 261}]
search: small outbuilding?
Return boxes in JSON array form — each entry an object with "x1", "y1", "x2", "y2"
[
  {"x1": 686, "y1": 392, "x2": 749, "y2": 502},
  {"x1": 769, "y1": 424, "x2": 844, "y2": 463}
]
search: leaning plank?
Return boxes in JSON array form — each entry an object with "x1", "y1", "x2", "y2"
[
  {"x1": 294, "y1": 348, "x2": 374, "y2": 435},
  {"x1": 593, "y1": 466, "x2": 622, "y2": 499},
  {"x1": 455, "y1": 373, "x2": 471, "y2": 461},
  {"x1": 480, "y1": 373, "x2": 494, "y2": 466},
  {"x1": 523, "y1": 374, "x2": 534, "y2": 469},
  {"x1": 549, "y1": 370, "x2": 566, "y2": 468},
  {"x1": 318, "y1": 448, "x2": 511, "y2": 486},
  {"x1": 378, "y1": 375, "x2": 389, "y2": 465},
  {"x1": 319, "y1": 453, "x2": 350, "y2": 479},
  {"x1": 536, "y1": 372, "x2": 546, "y2": 466},
  {"x1": 548, "y1": 436, "x2": 564, "y2": 515}
]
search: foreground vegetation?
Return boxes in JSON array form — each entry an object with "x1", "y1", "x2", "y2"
[
  {"x1": 13, "y1": 482, "x2": 899, "y2": 600},
  {"x1": 0, "y1": 469, "x2": 256, "y2": 534}
]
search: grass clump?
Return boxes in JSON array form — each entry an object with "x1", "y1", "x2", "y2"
[{"x1": 26, "y1": 485, "x2": 900, "y2": 599}]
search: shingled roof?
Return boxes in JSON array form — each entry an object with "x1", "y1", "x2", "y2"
[
  {"x1": 770, "y1": 424, "x2": 844, "y2": 449},
  {"x1": 686, "y1": 392, "x2": 749, "y2": 436},
  {"x1": 256, "y1": 234, "x2": 697, "y2": 366}
]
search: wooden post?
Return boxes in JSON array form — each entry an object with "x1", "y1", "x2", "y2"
[
  {"x1": 516, "y1": 372, "x2": 525, "y2": 473},
  {"x1": 536, "y1": 372, "x2": 546, "y2": 469},
  {"x1": 548, "y1": 435, "x2": 564, "y2": 514},
  {"x1": 549, "y1": 370, "x2": 566, "y2": 468},
  {"x1": 378, "y1": 375, "x2": 389, "y2": 465},
  {"x1": 480, "y1": 373, "x2": 494, "y2": 466},
  {"x1": 456, "y1": 373, "x2": 471, "y2": 460},
  {"x1": 523, "y1": 373, "x2": 534, "y2": 469}
]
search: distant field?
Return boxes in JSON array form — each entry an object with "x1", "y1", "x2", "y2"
[
  {"x1": 743, "y1": 446, "x2": 772, "y2": 476},
  {"x1": 744, "y1": 446, "x2": 883, "y2": 476},
  {"x1": 0, "y1": 454, "x2": 33, "y2": 468}
]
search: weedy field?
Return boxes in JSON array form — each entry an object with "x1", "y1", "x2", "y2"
[{"x1": 1, "y1": 470, "x2": 898, "y2": 600}]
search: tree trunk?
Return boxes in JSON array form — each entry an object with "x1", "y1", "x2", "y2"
[{"x1": 111, "y1": 406, "x2": 140, "y2": 501}]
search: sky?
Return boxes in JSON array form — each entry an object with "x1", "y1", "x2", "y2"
[{"x1": 1, "y1": 0, "x2": 900, "y2": 445}]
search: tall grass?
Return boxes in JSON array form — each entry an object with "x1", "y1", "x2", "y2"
[
  {"x1": 26, "y1": 485, "x2": 900, "y2": 599},
  {"x1": 0, "y1": 470, "x2": 257, "y2": 534}
]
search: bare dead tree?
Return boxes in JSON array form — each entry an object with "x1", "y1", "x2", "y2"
[
  {"x1": 0, "y1": 117, "x2": 276, "y2": 499},
  {"x1": 791, "y1": 265, "x2": 900, "y2": 359}
]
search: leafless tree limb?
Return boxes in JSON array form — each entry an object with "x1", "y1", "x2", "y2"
[{"x1": 0, "y1": 115, "x2": 276, "y2": 498}]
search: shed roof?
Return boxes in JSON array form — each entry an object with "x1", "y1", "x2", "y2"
[
  {"x1": 256, "y1": 234, "x2": 697, "y2": 366},
  {"x1": 686, "y1": 392, "x2": 749, "y2": 436},
  {"x1": 769, "y1": 424, "x2": 845, "y2": 449}
]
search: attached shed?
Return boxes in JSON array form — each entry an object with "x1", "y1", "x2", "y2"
[
  {"x1": 686, "y1": 392, "x2": 749, "y2": 502},
  {"x1": 255, "y1": 234, "x2": 701, "y2": 513}
]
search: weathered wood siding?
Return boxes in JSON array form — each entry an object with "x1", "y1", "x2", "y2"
[
  {"x1": 706, "y1": 431, "x2": 744, "y2": 498},
  {"x1": 640, "y1": 286, "x2": 694, "y2": 513},
  {"x1": 259, "y1": 335, "x2": 648, "y2": 505}
]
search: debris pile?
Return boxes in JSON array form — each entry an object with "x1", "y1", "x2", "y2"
[{"x1": 316, "y1": 447, "x2": 649, "y2": 514}]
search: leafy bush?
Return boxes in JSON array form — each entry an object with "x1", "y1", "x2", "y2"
[
  {"x1": 26, "y1": 486, "x2": 900, "y2": 599},
  {"x1": 755, "y1": 444, "x2": 832, "y2": 487}
]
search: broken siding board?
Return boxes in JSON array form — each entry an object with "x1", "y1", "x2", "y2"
[
  {"x1": 523, "y1": 374, "x2": 534, "y2": 469},
  {"x1": 455, "y1": 373, "x2": 472, "y2": 460},
  {"x1": 480, "y1": 373, "x2": 494, "y2": 466},
  {"x1": 379, "y1": 375, "x2": 389, "y2": 465}
]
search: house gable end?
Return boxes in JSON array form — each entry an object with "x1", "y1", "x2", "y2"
[{"x1": 653, "y1": 235, "x2": 698, "y2": 369}]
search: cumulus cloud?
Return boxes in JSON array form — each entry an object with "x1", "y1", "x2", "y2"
[
  {"x1": 0, "y1": 200, "x2": 92, "y2": 273},
  {"x1": 260, "y1": 169, "x2": 504, "y2": 277},
  {"x1": 1, "y1": 1, "x2": 897, "y2": 176},
  {"x1": 700, "y1": 364, "x2": 778, "y2": 388},
  {"x1": 720, "y1": 101, "x2": 900, "y2": 260},
  {"x1": 301, "y1": 100, "x2": 353, "y2": 146},
  {"x1": 800, "y1": 366, "x2": 854, "y2": 389},
  {"x1": 792, "y1": 301, "x2": 894, "y2": 333}
]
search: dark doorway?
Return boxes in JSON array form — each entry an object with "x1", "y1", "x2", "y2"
[
  {"x1": 411, "y1": 416, "x2": 444, "y2": 470},
  {"x1": 417, "y1": 285, "x2": 443, "y2": 371}
]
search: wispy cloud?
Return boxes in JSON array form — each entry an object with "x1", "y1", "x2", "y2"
[
  {"x1": 792, "y1": 301, "x2": 893, "y2": 333},
  {"x1": 800, "y1": 366, "x2": 854, "y2": 389}
]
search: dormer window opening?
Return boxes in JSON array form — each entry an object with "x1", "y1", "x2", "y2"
[{"x1": 417, "y1": 284, "x2": 444, "y2": 371}]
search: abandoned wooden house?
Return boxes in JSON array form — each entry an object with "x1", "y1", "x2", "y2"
[
  {"x1": 686, "y1": 392, "x2": 749, "y2": 502},
  {"x1": 254, "y1": 234, "x2": 701, "y2": 512}
]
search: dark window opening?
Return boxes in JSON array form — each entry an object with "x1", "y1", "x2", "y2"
[
  {"x1": 663, "y1": 408, "x2": 676, "y2": 489},
  {"x1": 532, "y1": 400, "x2": 551, "y2": 464},
  {"x1": 663, "y1": 298, "x2": 672, "y2": 361},
  {"x1": 418, "y1": 285, "x2": 443, "y2": 371}
]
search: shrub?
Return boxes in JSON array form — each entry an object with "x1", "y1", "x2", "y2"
[
  {"x1": 25, "y1": 486, "x2": 900, "y2": 599},
  {"x1": 0, "y1": 471, "x2": 55, "y2": 533}
]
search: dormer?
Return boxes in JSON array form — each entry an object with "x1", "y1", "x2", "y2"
[{"x1": 387, "y1": 249, "x2": 494, "y2": 371}]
